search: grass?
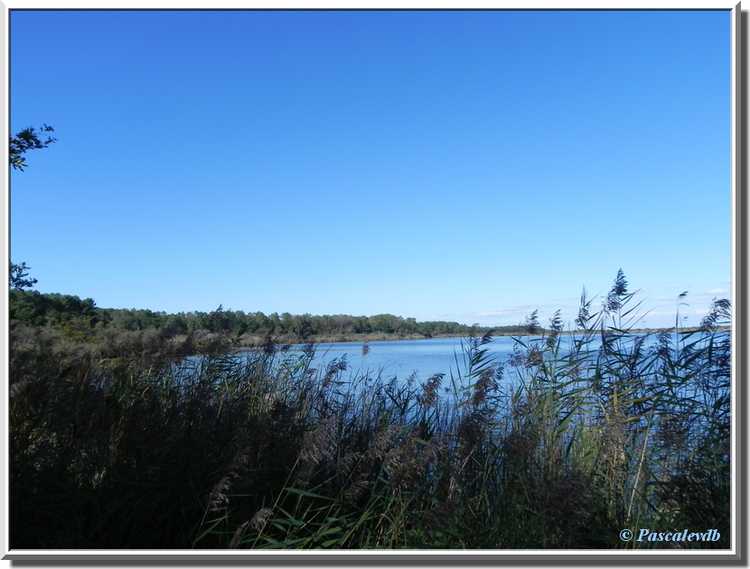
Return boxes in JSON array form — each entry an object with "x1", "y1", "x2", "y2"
[{"x1": 8, "y1": 272, "x2": 731, "y2": 549}]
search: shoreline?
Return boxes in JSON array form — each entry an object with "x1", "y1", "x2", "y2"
[
  {"x1": 232, "y1": 332, "x2": 468, "y2": 349},
  {"x1": 229, "y1": 325, "x2": 729, "y2": 349}
]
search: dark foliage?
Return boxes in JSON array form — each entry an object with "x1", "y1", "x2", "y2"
[
  {"x1": 9, "y1": 289, "x2": 529, "y2": 345},
  {"x1": 9, "y1": 262, "x2": 38, "y2": 291},
  {"x1": 9, "y1": 124, "x2": 56, "y2": 171}
]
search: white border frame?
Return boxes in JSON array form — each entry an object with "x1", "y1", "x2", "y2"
[{"x1": 0, "y1": 2, "x2": 743, "y2": 563}]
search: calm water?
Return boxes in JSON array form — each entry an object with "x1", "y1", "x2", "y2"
[
  {"x1": 265, "y1": 332, "x2": 675, "y2": 382},
  {"x1": 261, "y1": 335, "x2": 577, "y2": 381},
  {"x1": 203, "y1": 331, "x2": 710, "y2": 385}
]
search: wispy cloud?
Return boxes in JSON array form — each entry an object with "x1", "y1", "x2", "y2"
[
  {"x1": 434, "y1": 283, "x2": 730, "y2": 329},
  {"x1": 706, "y1": 288, "x2": 728, "y2": 295},
  {"x1": 477, "y1": 305, "x2": 537, "y2": 319},
  {"x1": 457, "y1": 301, "x2": 581, "y2": 327}
]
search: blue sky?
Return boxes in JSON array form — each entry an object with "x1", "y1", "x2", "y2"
[{"x1": 10, "y1": 10, "x2": 731, "y2": 327}]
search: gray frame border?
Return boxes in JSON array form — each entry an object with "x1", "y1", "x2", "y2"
[{"x1": 0, "y1": 4, "x2": 745, "y2": 565}]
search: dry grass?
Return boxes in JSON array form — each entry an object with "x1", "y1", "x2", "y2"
[{"x1": 9, "y1": 272, "x2": 731, "y2": 549}]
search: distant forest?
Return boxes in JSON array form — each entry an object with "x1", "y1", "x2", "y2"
[{"x1": 9, "y1": 289, "x2": 528, "y2": 340}]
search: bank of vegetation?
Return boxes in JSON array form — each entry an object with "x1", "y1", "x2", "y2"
[
  {"x1": 9, "y1": 271, "x2": 731, "y2": 549},
  {"x1": 9, "y1": 288, "x2": 530, "y2": 352}
]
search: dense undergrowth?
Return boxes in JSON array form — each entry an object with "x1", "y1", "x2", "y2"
[{"x1": 9, "y1": 272, "x2": 731, "y2": 549}]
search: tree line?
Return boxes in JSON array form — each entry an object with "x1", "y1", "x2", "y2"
[{"x1": 10, "y1": 289, "x2": 531, "y2": 340}]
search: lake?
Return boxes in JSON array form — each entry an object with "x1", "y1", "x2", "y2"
[{"x1": 244, "y1": 334, "x2": 588, "y2": 382}]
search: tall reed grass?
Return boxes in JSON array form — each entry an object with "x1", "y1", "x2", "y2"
[{"x1": 9, "y1": 272, "x2": 730, "y2": 548}]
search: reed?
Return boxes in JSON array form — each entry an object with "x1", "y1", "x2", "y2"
[{"x1": 9, "y1": 271, "x2": 730, "y2": 549}]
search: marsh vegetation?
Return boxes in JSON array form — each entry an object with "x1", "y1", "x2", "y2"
[{"x1": 9, "y1": 272, "x2": 731, "y2": 549}]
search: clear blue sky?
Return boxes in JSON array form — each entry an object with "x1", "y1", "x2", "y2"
[{"x1": 10, "y1": 10, "x2": 731, "y2": 327}]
